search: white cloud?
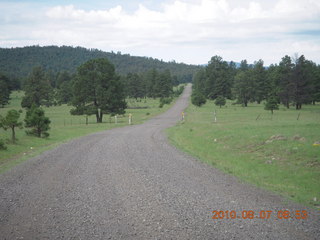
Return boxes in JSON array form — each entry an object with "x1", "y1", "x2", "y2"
[{"x1": 0, "y1": 0, "x2": 319, "y2": 65}]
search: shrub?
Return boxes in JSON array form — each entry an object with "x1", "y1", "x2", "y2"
[
  {"x1": 0, "y1": 139, "x2": 7, "y2": 150},
  {"x1": 159, "y1": 97, "x2": 173, "y2": 108},
  {"x1": 191, "y1": 91, "x2": 206, "y2": 107},
  {"x1": 264, "y1": 96, "x2": 279, "y2": 114},
  {"x1": 24, "y1": 105, "x2": 51, "y2": 138},
  {"x1": 215, "y1": 96, "x2": 226, "y2": 108}
]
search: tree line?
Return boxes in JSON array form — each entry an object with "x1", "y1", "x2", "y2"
[
  {"x1": 0, "y1": 46, "x2": 201, "y2": 88},
  {"x1": 192, "y1": 55, "x2": 320, "y2": 110},
  {"x1": 0, "y1": 57, "x2": 181, "y2": 150},
  {"x1": 1, "y1": 56, "x2": 178, "y2": 126},
  {"x1": 123, "y1": 69, "x2": 176, "y2": 99}
]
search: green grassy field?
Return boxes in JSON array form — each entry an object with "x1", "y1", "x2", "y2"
[
  {"x1": 167, "y1": 100, "x2": 320, "y2": 208},
  {"x1": 0, "y1": 91, "x2": 175, "y2": 173}
]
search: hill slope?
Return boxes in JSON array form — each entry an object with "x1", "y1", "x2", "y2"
[{"x1": 0, "y1": 46, "x2": 201, "y2": 83}]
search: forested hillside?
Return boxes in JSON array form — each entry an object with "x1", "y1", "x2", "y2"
[{"x1": 0, "y1": 46, "x2": 201, "y2": 83}]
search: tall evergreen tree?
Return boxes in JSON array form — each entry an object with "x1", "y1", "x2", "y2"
[
  {"x1": 0, "y1": 73, "x2": 11, "y2": 107},
  {"x1": 157, "y1": 70, "x2": 173, "y2": 98},
  {"x1": 71, "y1": 58, "x2": 126, "y2": 123},
  {"x1": 252, "y1": 60, "x2": 268, "y2": 104},
  {"x1": 205, "y1": 56, "x2": 231, "y2": 99},
  {"x1": 145, "y1": 68, "x2": 158, "y2": 98},
  {"x1": 21, "y1": 66, "x2": 53, "y2": 108},
  {"x1": 307, "y1": 61, "x2": 320, "y2": 105},
  {"x1": 233, "y1": 69, "x2": 255, "y2": 107},
  {"x1": 239, "y1": 59, "x2": 249, "y2": 71},
  {"x1": 192, "y1": 68, "x2": 206, "y2": 96},
  {"x1": 56, "y1": 71, "x2": 72, "y2": 88},
  {"x1": 56, "y1": 81, "x2": 73, "y2": 104},
  {"x1": 266, "y1": 64, "x2": 281, "y2": 98},
  {"x1": 278, "y1": 55, "x2": 294, "y2": 108},
  {"x1": 125, "y1": 73, "x2": 146, "y2": 99},
  {"x1": 292, "y1": 55, "x2": 312, "y2": 109}
]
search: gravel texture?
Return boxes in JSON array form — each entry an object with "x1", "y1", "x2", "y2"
[{"x1": 0, "y1": 84, "x2": 319, "y2": 239}]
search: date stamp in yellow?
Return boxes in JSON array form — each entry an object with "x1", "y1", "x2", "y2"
[{"x1": 212, "y1": 210, "x2": 308, "y2": 220}]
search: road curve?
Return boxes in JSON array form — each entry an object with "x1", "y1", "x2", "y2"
[{"x1": 0, "y1": 84, "x2": 319, "y2": 239}]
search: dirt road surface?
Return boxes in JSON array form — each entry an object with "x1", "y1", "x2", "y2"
[{"x1": 1, "y1": 84, "x2": 319, "y2": 239}]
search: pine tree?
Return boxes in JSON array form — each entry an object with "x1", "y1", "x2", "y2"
[
  {"x1": 21, "y1": 66, "x2": 53, "y2": 108},
  {"x1": 278, "y1": 56, "x2": 294, "y2": 108},
  {"x1": 252, "y1": 60, "x2": 268, "y2": 104},
  {"x1": 233, "y1": 70, "x2": 255, "y2": 107},
  {"x1": 24, "y1": 105, "x2": 51, "y2": 138},
  {"x1": 292, "y1": 55, "x2": 312, "y2": 109},
  {"x1": 191, "y1": 90, "x2": 206, "y2": 107},
  {"x1": 215, "y1": 96, "x2": 226, "y2": 108},
  {"x1": 157, "y1": 70, "x2": 173, "y2": 98},
  {"x1": 0, "y1": 110, "x2": 23, "y2": 143},
  {"x1": 71, "y1": 58, "x2": 126, "y2": 123},
  {"x1": 264, "y1": 96, "x2": 279, "y2": 114},
  {"x1": 192, "y1": 68, "x2": 206, "y2": 96},
  {"x1": 126, "y1": 73, "x2": 146, "y2": 99},
  {"x1": 205, "y1": 56, "x2": 231, "y2": 99},
  {"x1": 0, "y1": 73, "x2": 11, "y2": 107}
]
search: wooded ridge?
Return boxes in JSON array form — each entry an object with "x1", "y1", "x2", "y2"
[{"x1": 0, "y1": 45, "x2": 201, "y2": 83}]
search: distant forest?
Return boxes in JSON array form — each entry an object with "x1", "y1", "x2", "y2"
[{"x1": 0, "y1": 45, "x2": 201, "y2": 86}]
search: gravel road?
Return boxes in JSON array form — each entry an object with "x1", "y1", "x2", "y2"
[{"x1": 0, "y1": 84, "x2": 319, "y2": 239}]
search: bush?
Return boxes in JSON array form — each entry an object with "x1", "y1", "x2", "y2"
[
  {"x1": 24, "y1": 105, "x2": 51, "y2": 138},
  {"x1": 159, "y1": 97, "x2": 173, "y2": 108},
  {"x1": 264, "y1": 96, "x2": 279, "y2": 114},
  {"x1": 191, "y1": 91, "x2": 206, "y2": 107},
  {"x1": 173, "y1": 85, "x2": 185, "y2": 97},
  {"x1": 0, "y1": 110, "x2": 23, "y2": 143},
  {"x1": 0, "y1": 139, "x2": 7, "y2": 150},
  {"x1": 215, "y1": 96, "x2": 226, "y2": 108}
]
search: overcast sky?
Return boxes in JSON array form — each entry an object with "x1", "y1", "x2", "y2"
[{"x1": 0, "y1": 0, "x2": 319, "y2": 65}]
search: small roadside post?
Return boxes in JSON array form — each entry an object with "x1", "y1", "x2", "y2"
[
  {"x1": 213, "y1": 110, "x2": 217, "y2": 123},
  {"x1": 129, "y1": 113, "x2": 132, "y2": 125}
]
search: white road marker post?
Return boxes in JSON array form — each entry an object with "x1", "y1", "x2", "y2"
[
  {"x1": 129, "y1": 113, "x2": 132, "y2": 125},
  {"x1": 115, "y1": 115, "x2": 117, "y2": 124},
  {"x1": 213, "y1": 110, "x2": 217, "y2": 123}
]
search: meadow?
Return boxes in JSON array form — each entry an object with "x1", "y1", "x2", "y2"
[
  {"x1": 167, "y1": 100, "x2": 320, "y2": 207},
  {"x1": 0, "y1": 91, "x2": 175, "y2": 173}
]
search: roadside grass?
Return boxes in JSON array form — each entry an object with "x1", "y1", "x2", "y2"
[
  {"x1": 0, "y1": 91, "x2": 174, "y2": 173},
  {"x1": 167, "y1": 100, "x2": 320, "y2": 208}
]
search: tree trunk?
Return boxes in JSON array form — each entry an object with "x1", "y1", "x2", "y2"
[
  {"x1": 99, "y1": 111, "x2": 103, "y2": 123},
  {"x1": 296, "y1": 103, "x2": 302, "y2": 110},
  {"x1": 95, "y1": 110, "x2": 99, "y2": 123},
  {"x1": 95, "y1": 109, "x2": 103, "y2": 123},
  {"x1": 11, "y1": 126, "x2": 16, "y2": 143},
  {"x1": 37, "y1": 127, "x2": 41, "y2": 137}
]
